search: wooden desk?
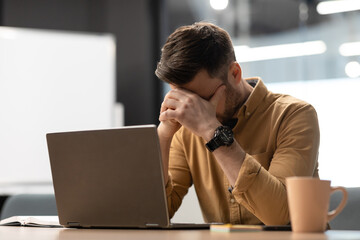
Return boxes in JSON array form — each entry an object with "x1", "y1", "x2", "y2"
[{"x1": 1, "y1": 227, "x2": 360, "y2": 240}]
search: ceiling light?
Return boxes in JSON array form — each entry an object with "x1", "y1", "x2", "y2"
[
  {"x1": 317, "y1": 0, "x2": 360, "y2": 15},
  {"x1": 234, "y1": 41, "x2": 327, "y2": 63},
  {"x1": 210, "y1": 0, "x2": 228, "y2": 11},
  {"x1": 345, "y1": 61, "x2": 360, "y2": 78},
  {"x1": 339, "y1": 42, "x2": 360, "y2": 56}
]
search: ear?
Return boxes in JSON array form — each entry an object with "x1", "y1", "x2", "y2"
[{"x1": 229, "y1": 62, "x2": 242, "y2": 84}]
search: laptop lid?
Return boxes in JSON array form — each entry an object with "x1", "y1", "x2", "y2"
[{"x1": 46, "y1": 125, "x2": 170, "y2": 228}]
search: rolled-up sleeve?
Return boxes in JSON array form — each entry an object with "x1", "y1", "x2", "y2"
[
  {"x1": 165, "y1": 129, "x2": 192, "y2": 219},
  {"x1": 232, "y1": 104, "x2": 320, "y2": 225}
]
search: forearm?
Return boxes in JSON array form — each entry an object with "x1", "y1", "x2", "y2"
[
  {"x1": 157, "y1": 125, "x2": 173, "y2": 184},
  {"x1": 231, "y1": 155, "x2": 290, "y2": 225},
  {"x1": 211, "y1": 141, "x2": 290, "y2": 225},
  {"x1": 211, "y1": 139, "x2": 289, "y2": 224},
  {"x1": 157, "y1": 126, "x2": 181, "y2": 218},
  {"x1": 160, "y1": 128, "x2": 193, "y2": 219},
  {"x1": 211, "y1": 140, "x2": 245, "y2": 186}
]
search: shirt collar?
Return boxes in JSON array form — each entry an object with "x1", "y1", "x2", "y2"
[{"x1": 239, "y1": 77, "x2": 268, "y2": 118}]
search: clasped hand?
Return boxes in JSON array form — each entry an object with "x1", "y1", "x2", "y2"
[{"x1": 158, "y1": 85, "x2": 226, "y2": 141}]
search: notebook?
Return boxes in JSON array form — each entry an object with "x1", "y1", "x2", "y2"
[
  {"x1": 0, "y1": 216, "x2": 62, "y2": 228},
  {"x1": 46, "y1": 125, "x2": 209, "y2": 229}
]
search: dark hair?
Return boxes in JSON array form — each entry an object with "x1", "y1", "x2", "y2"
[{"x1": 155, "y1": 22, "x2": 236, "y2": 85}]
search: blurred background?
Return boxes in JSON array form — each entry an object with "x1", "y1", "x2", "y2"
[{"x1": 0, "y1": 0, "x2": 359, "y2": 222}]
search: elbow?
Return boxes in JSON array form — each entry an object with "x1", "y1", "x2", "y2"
[
  {"x1": 263, "y1": 217, "x2": 290, "y2": 226},
  {"x1": 262, "y1": 205, "x2": 290, "y2": 226},
  {"x1": 167, "y1": 199, "x2": 176, "y2": 220}
]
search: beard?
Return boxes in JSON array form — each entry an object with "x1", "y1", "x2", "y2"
[{"x1": 217, "y1": 82, "x2": 243, "y2": 124}]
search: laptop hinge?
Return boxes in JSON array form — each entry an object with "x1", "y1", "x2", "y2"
[
  {"x1": 67, "y1": 222, "x2": 81, "y2": 227},
  {"x1": 145, "y1": 223, "x2": 161, "y2": 228}
]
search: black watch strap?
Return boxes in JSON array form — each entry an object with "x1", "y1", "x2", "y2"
[
  {"x1": 205, "y1": 137, "x2": 221, "y2": 152},
  {"x1": 205, "y1": 126, "x2": 234, "y2": 152}
]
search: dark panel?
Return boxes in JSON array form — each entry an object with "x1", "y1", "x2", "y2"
[
  {"x1": 87, "y1": 0, "x2": 108, "y2": 33},
  {"x1": 250, "y1": 0, "x2": 326, "y2": 35},
  {"x1": 0, "y1": 195, "x2": 9, "y2": 217},
  {"x1": 106, "y1": 0, "x2": 160, "y2": 125},
  {"x1": 2, "y1": 0, "x2": 90, "y2": 31},
  {"x1": 251, "y1": 0, "x2": 300, "y2": 35},
  {"x1": 0, "y1": 0, "x2": 3, "y2": 25},
  {"x1": 149, "y1": 0, "x2": 164, "y2": 123},
  {"x1": 167, "y1": 0, "x2": 196, "y2": 32}
]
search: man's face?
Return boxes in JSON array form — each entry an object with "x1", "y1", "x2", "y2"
[{"x1": 171, "y1": 69, "x2": 241, "y2": 123}]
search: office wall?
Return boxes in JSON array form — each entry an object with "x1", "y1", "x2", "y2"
[{"x1": 0, "y1": 0, "x2": 162, "y2": 125}]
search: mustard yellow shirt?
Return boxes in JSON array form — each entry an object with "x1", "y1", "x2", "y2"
[{"x1": 165, "y1": 78, "x2": 320, "y2": 225}]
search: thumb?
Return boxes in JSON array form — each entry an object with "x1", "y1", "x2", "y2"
[{"x1": 209, "y1": 85, "x2": 226, "y2": 108}]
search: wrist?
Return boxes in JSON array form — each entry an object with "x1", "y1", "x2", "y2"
[
  {"x1": 203, "y1": 122, "x2": 222, "y2": 142},
  {"x1": 157, "y1": 123, "x2": 175, "y2": 141},
  {"x1": 205, "y1": 125, "x2": 234, "y2": 152}
]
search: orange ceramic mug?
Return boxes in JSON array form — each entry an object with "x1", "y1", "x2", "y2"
[{"x1": 286, "y1": 177, "x2": 348, "y2": 233}]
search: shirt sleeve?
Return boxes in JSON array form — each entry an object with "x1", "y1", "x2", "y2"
[
  {"x1": 232, "y1": 104, "x2": 320, "y2": 225},
  {"x1": 165, "y1": 128, "x2": 192, "y2": 219}
]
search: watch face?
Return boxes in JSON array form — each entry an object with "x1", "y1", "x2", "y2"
[
  {"x1": 215, "y1": 126, "x2": 234, "y2": 146},
  {"x1": 205, "y1": 125, "x2": 234, "y2": 152},
  {"x1": 219, "y1": 132, "x2": 233, "y2": 145}
]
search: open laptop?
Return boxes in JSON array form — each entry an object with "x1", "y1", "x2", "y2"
[{"x1": 46, "y1": 125, "x2": 209, "y2": 229}]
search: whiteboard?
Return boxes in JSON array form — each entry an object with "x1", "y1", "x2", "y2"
[{"x1": 0, "y1": 27, "x2": 116, "y2": 184}]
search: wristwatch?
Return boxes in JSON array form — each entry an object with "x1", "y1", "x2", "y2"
[{"x1": 205, "y1": 125, "x2": 234, "y2": 152}]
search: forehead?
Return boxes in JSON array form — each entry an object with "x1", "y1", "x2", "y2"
[{"x1": 174, "y1": 69, "x2": 224, "y2": 100}]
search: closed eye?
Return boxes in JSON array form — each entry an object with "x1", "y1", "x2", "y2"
[{"x1": 203, "y1": 83, "x2": 225, "y2": 101}]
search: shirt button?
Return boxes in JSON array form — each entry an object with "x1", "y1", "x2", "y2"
[
  {"x1": 230, "y1": 198, "x2": 235, "y2": 203},
  {"x1": 246, "y1": 112, "x2": 251, "y2": 116}
]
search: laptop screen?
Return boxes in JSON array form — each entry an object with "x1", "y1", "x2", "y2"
[{"x1": 47, "y1": 125, "x2": 170, "y2": 228}]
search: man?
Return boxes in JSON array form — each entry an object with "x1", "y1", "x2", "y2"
[{"x1": 155, "y1": 22, "x2": 320, "y2": 225}]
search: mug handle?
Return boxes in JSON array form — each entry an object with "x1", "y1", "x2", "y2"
[{"x1": 327, "y1": 186, "x2": 348, "y2": 221}]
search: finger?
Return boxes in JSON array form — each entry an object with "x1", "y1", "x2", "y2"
[
  {"x1": 164, "y1": 89, "x2": 179, "y2": 100},
  {"x1": 168, "y1": 88, "x2": 195, "y2": 101},
  {"x1": 161, "y1": 90, "x2": 181, "y2": 113},
  {"x1": 159, "y1": 109, "x2": 177, "y2": 122},
  {"x1": 160, "y1": 98, "x2": 180, "y2": 113},
  {"x1": 209, "y1": 85, "x2": 226, "y2": 108}
]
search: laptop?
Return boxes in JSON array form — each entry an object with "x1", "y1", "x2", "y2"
[{"x1": 46, "y1": 125, "x2": 209, "y2": 229}]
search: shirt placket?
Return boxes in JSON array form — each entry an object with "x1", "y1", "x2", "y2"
[{"x1": 224, "y1": 174, "x2": 241, "y2": 224}]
